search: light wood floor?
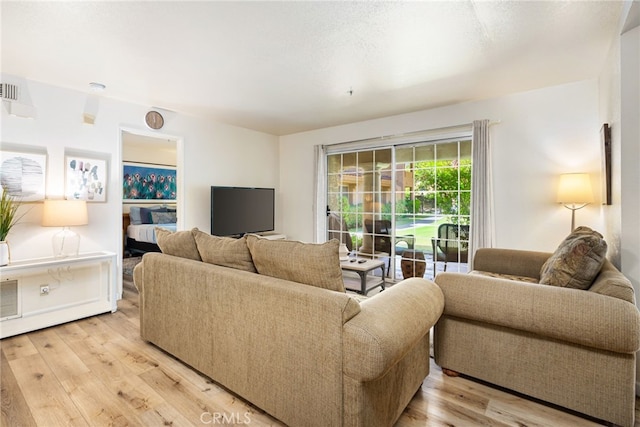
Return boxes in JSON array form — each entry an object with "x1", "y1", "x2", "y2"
[{"x1": 2, "y1": 280, "x2": 638, "y2": 427}]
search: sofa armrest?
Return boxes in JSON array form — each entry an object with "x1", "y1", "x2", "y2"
[
  {"x1": 473, "y1": 248, "x2": 551, "y2": 280},
  {"x1": 343, "y1": 278, "x2": 444, "y2": 382},
  {"x1": 133, "y1": 260, "x2": 144, "y2": 293},
  {"x1": 435, "y1": 272, "x2": 640, "y2": 353}
]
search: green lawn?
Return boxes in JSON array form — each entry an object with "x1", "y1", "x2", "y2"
[
  {"x1": 397, "y1": 218, "x2": 447, "y2": 253},
  {"x1": 349, "y1": 217, "x2": 449, "y2": 255}
]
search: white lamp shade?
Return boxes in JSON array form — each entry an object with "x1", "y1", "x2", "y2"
[
  {"x1": 557, "y1": 173, "x2": 594, "y2": 204},
  {"x1": 42, "y1": 200, "x2": 88, "y2": 227}
]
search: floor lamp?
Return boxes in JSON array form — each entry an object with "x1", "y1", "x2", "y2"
[
  {"x1": 41, "y1": 200, "x2": 88, "y2": 258},
  {"x1": 557, "y1": 173, "x2": 594, "y2": 232}
]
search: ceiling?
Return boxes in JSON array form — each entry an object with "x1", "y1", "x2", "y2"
[{"x1": 1, "y1": 1, "x2": 629, "y2": 136}]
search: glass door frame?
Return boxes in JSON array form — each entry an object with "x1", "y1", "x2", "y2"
[{"x1": 325, "y1": 132, "x2": 472, "y2": 282}]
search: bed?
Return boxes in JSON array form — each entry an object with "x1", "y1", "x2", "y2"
[{"x1": 123, "y1": 205, "x2": 177, "y2": 255}]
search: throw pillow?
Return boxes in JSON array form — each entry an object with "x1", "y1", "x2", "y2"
[
  {"x1": 140, "y1": 206, "x2": 168, "y2": 224},
  {"x1": 246, "y1": 235, "x2": 345, "y2": 293},
  {"x1": 150, "y1": 211, "x2": 177, "y2": 224},
  {"x1": 539, "y1": 226, "x2": 607, "y2": 290},
  {"x1": 155, "y1": 227, "x2": 202, "y2": 261},
  {"x1": 192, "y1": 229, "x2": 256, "y2": 273}
]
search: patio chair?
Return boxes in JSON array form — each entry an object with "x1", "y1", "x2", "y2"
[
  {"x1": 361, "y1": 219, "x2": 415, "y2": 275},
  {"x1": 431, "y1": 223, "x2": 469, "y2": 276},
  {"x1": 327, "y1": 213, "x2": 353, "y2": 251}
]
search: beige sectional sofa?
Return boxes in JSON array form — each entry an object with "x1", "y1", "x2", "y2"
[
  {"x1": 434, "y1": 239, "x2": 640, "y2": 426},
  {"x1": 134, "y1": 231, "x2": 444, "y2": 427}
]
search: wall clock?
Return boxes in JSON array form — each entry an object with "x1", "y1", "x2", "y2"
[{"x1": 145, "y1": 110, "x2": 164, "y2": 130}]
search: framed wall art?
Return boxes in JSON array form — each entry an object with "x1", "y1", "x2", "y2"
[
  {"x1": 601, "y1": 123, "x2": 612, "y2": 205},
  {"x1": 0, "y1": 149, "x2": 47, "y2": 201},
  {"x1": 65, "y1": 154, "x2": 108, "y2": 202},
  {"x1": 123, "y1": 162, "x2": 176, "y2": 202}
]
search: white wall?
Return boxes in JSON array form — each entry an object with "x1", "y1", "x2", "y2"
[
  {"x1": 280, "y1": 80, "x2": 606, "y2": 253},
  {"x1": 620, "y1": 25, "x2": 640, "y2": 294},
  {"x1": 599, "y1": 12, "x2": 640, "y2": 394},
  {"x1": 1, "y1": 75, "x2": 279, "y2": 293},
  {"x1": 620, "y1": 23, "x2": 640, "y2": 335},
  {"x1": 599, "y1": 25, "x2": 623, "y2": 268}
]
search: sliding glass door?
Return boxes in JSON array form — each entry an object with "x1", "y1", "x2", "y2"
[{"x1": 326, "y1": 139, "x2": 471, "y2": 281}]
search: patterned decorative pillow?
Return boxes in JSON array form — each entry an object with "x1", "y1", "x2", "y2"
[
  {"x1": 192, "y1": 229, "x2": 256, "y2": 273},
  {"x1": 539, "y1": 226, "x2": 607, "y2": 290},
  {"x1": 155, "y1": 227, "x2": 202, "y2": 261},
  {"x1": 140, "y1": 206, "x2": 168, "y2": 224},
  {"x1": 150, "y1": 211, "x2": 177, "y2": 224},
  {"x1": 246, "y1": 235, "x2": 345, "y2": 293}
]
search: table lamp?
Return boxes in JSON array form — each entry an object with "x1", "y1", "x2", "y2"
[
  {"x1": 41, "y1": 200, "x2": 88, "y2": 258},
  {"x1": 557, "y1": 173, "x2": 594, "y2": 232}
]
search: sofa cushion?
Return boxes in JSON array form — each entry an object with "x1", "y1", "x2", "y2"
[
  {"x1": 155, "y1": 227, "x2": 202, "y2": 261},
  {"x1": 588, "y1": 260, "x2": 636, "y2": 303},
  {"x1": 246, "y1": 235, "x2": 345, "y2": 293},
  {"x1": 192, "y1": 229, "x2": 256, "y2": 273},
  {"x1": 539, "y1": 226, "x2": 607, "y2": 290},
  {"x1": 470, "y1": 270, "x2": 539, "y2": 284}
]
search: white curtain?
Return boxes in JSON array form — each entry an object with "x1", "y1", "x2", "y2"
[
  {"x1": 469, "y1": 119, "x2": 495, "y2": 269},
  {"x1": 313, "y1": 144, "x2": 327, "y2": 243}
]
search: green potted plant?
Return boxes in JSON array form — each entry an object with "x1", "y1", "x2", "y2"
[{"x1": 0, "y1": 188, "x2": 26, "y2": 266}]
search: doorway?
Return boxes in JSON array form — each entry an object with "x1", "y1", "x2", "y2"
[
  {"x1": 119, "y1": 128, "x2": 183, "y2": 260},
  {"x1": 326, "y1": 138, "x2": 471, "y2": 281}
]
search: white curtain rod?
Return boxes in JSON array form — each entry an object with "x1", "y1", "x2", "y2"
[{"x1": 324, "y1": 120, "x2": 501, "y2": 151}]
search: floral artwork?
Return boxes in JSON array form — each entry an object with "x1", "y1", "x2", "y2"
[
  {"x1": 123, "y1": 162, "x2": 176, "y2": 201},
  {"x1": 65, "y1": 155, "x2": 107, "y2": 202}
]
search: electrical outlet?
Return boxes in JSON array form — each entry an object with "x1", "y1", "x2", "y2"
[{"x1": 40, "y1": 285, "x2": 50, "y2": 295}]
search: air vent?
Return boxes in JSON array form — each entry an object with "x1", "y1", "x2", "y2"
[
  {"x1": 1, "y1": 280, "x2": 19, "y2": 319},
  {"x1": 0, "y1": 83, "x2": 19, "y2": 101}
]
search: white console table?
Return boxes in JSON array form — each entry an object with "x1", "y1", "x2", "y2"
[{"x1": 0, "y1": 252, "x2": 117, "y2": 339}]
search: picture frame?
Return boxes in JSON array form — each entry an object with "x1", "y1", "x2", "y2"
[
  {"x1": 65, "y1": 154, "x2": 108, "y2": 202},
  {"x1": 123, "y1": 162, "x2": 176, "y2": 203},
  {"x1": 0, "y1": 149, "x2": 47, "y2": 202},
  {"x1": 601, "y1": 123, "x2": 612, "y2": 205}
]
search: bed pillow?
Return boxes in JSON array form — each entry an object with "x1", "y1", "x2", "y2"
[
  {"x1": 155, "y1": 227, "x2": 202, "y2": 261},
  {"x1": 246, "y1": 235, "x2": 345, "y2": 293},
  {"x1": 539, "y1": 226, "x2": 607, "y2": 290},
  {"x1": 192, "y1": 230, "x2": 256, "y2": 273},
  {"x1": 140, "y1": 206, "x2": 168, "y2": 224},
  {"x1": 150, "y1": 211, "x2": 177, "y2": 224},
  {"x1": 128, "y1": 207, "x2": 143, "y2": 225}
]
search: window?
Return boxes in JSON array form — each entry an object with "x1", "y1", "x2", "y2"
[{"x1": 327, "y1": 138, "x2": 471, "y2": 280}]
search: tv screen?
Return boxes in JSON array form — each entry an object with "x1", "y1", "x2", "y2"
[{"x1": 211, "y1": 186, "x2": 275, "y2": 236}]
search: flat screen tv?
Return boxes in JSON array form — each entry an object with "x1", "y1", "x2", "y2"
[{"x1": 210, "y1": 186, "x2": 275, "y2": 236}]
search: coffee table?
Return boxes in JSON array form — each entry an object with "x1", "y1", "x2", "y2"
[{"x1": 340, "y1": 258, "x2": 386, "y2": 295}]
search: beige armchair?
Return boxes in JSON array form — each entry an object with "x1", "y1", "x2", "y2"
[{"x1": 433, "y1": 248, "x2": 640, "y2": 427}]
